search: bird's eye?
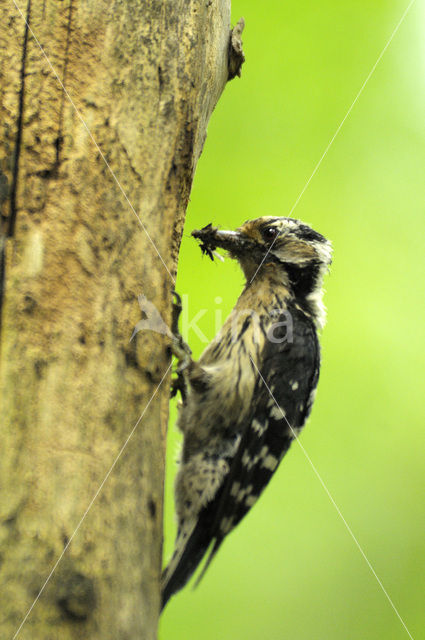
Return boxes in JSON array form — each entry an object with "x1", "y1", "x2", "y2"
[{"x1": 261, "y1": 226, "x2": 279, "y2": 242}]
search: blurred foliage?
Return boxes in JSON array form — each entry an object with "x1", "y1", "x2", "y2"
[{"x1": 160, "y1": 1, "x2": 425, "y2": 638}]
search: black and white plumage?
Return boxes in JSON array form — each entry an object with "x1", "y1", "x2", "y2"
[{"x1": 162, "y1": 216, "x2": 332, "y2": 609}]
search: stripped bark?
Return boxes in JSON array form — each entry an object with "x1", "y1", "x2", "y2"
[{"x1": 0, "y1": 1, "x2": 243, "y2": 638}]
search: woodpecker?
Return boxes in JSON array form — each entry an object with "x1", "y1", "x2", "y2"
[{"x1": 162, "y1": 216, "x2": 332, "y2": 609}]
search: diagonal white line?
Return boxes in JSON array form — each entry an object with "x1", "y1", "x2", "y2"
[
  {"x1": 249, "y1": 0, "x2": 417, "y2": 285},
  {"x1": 286, "y1": 0, "x2": 417, "y2": 219},
  {"x1": 250, "y1": 356, "x2": 414, "y2": 640},
  {"x1": 12, "y1": 361, "x2": 173, "y2": 640},
  {"x1": 11, "y1": 0, "x2": 175, "y2": 284}
]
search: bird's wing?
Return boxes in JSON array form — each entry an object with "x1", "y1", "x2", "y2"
[{"x1": 199, "y1": 309, "x2": 320, "y2": 575}]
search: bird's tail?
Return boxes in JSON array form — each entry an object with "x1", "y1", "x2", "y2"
[{"x1": 161, "y1": 519, "x2": 212, "y2": 610}]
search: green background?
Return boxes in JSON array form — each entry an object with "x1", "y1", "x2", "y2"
[{"x1": 160, "y1": 1, "x2": 425, "y2": 638}]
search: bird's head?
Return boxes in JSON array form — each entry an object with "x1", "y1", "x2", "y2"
[{"x1": 192, "y1": 216, "x2": 332, "y2": 297}]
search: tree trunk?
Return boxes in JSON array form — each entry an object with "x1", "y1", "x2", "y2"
[{"x1": 0, "y1": 1, "x2": 242, "y2": 638}]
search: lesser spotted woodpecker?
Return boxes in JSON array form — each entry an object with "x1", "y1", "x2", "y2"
[{"x1": 162, "y1": 216, "x2": 332, "y2": 609}]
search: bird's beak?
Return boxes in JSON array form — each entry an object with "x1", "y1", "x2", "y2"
[{"x1": 192, "y1": 225, "x2": 252, "y2": 255}]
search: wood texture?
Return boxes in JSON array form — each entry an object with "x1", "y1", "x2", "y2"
[{"x1": 0, "y1": 1, "x2": 239, "y2": 637}]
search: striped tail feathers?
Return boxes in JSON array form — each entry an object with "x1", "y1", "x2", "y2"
[
  {"x1": 161, "y1": 517, "x2": 213, "y2": 611},
  {"x1": 161, "y1": 519, "x2": 197, "y2": 610},
  {"x1": 161, "y1": 474, "x2": 232, "y2": 610}
]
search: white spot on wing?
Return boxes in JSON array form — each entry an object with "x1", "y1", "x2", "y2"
[
  {"x1": 237, "y1": 485, "x2": 253, "y2": 502},
  {"x1": 252, "y1": 418, "x2": 267, "y2": 435},
  {"x1": 308, "y1": 387, "x2": 317, "y2": 407},
  {"x1": 230, "y1": 481, "x2": 240, "y2": 496},
  {"x1": 269, "y1": 405, "x2": 283, "y2": 420},
  {"x1": 220, "y1": 517, "x2": 234, "y2": 534},
  {"x1": 245, "y1": 494, "x2": 258, "y2": 507},
  {"x1": 259, "y1": 446, "x2": 269, "y2": 459},
  {"x1": 262, "y1": 454, "x2": 279, "y2": 471}
]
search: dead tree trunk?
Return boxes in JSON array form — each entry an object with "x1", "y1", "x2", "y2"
[{"x1": 0, "y1": 1, "x2": 243, "y2": 638}]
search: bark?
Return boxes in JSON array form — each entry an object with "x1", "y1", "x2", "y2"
[{"x1": 0, "y1": 1, "x2": 243, "y2": 638}]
